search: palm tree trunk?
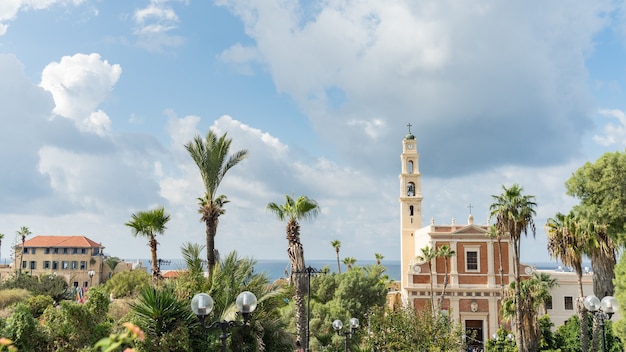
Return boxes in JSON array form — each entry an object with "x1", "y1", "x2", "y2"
[
  {"x1": 440, "y1": 259, "x2": 449, "y2": 311},
  {"x1": 576, "y1": 271, "x2": 590, "y2": 352},
  {"x1": 149, "y1": 237, "x2": 160, "y2": 281},
  {"x1": 513, "y1": 237, "x2": 525, "y2": 352},
  {"x1": 428, "y1": 262, "x2": 435, "y2": 313},
  {"x1": 591, "y1": 315, "x2": 600, "y2": 352},
  {"x1": 206, "y1": 218, "x2": 217, "y2": 281},
  {"x1": 497, "y1": 238, "x2": 504, "y2": 295},
  {"x1": 293, "y1": 290, "x2": 306, "y2": 349},
  {"x1": 336, "y1": 250, "x2": 341, "y2": 273},
  {"x1": 590, "y1": 249, "x2": 615, "y2": 297},
  {"x1": 288, "y1": 242, "x2": 307, "y2": 347}
]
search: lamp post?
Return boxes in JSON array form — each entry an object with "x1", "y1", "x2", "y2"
[
  {"x1": 333, "y1": 317, "x2": 359, "y2": 352},
  {"x1": 583, "y1": 295, "x2": 618, "y2": 352},
  {"x1": 190, "y1": 291, "x2": 257, "y2": 352},
  {"x1": 88, "y1": 270, "x2": 95, "y2": 287},
  {"x1": 294, "y1": 265, "x2": 323, "y2": 352}
]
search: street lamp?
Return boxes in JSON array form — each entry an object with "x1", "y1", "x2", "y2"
[
  {"x1": 333, "y1": 317, "x2": 359, "y2": 352},
  {"x1": 88, "y1": 270, "x2": 95, "y2": 286},
  {"x1": 491, "y1": 333, "x2": 514, "y2": 352},
  {"x1": 584, "y1": 295, "x2": 618, "y2": 352},
  {"x1": 190, "y1": 291, "x2": 257, "y2": 352}
]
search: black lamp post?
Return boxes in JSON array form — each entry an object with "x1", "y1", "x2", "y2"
[
  {"x1": 333, "y1": 317, "x2": 359, "y2": 352},
  {"x1": 584, "y1": 294, "x2": 618, "y2": 352},
  {"x1": 190, "y1": 291, "x2": 257, "y2": 352},
  {"x1": 88, "y1": 270, "x2": 95, "y2": 287},
  {"x1": 294, "y1": 265, "x2": 323, "y2": 352}
]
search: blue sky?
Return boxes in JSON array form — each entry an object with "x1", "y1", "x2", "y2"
[{"x1": 1, "y1": 1, "x2": 626, "y2": 267}]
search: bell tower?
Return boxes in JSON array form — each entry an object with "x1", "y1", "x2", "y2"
[{"x1": 400, "y1": 123, "x2": 423, "y2": 289}]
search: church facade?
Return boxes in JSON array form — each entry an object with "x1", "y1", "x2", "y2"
[{"x1": 398, "y1": 128, "x2": 534, "y2": 348}]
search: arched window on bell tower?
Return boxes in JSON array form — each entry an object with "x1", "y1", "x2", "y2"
[
  {"x1": 409, "y1": 205, "x2": 414, "y2": 216},
  {"x1": 407, "y1": 182, "x2": 415, "y2": 196},
  {"x1": 407, "y1": 160, "x2": 414, "y2": 174}
]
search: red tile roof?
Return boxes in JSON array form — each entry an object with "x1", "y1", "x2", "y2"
[
  {"x1": 163, "y1": 270, "x2": 183, "y2": 278},
  {"x1": 20, "y1": 236, "x2": 104, "y2": 248}
]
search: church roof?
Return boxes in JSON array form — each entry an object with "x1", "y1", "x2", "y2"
[{"x1": 19, "y1": 235, "x2": 104, "y2": 248}]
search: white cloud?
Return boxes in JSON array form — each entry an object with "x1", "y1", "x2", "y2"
[
  {"x1": 0, "y1": 0, "x2": 84, "y2": 35},
  {"x1": 593, "y1": 109, "x2": 626, "y2": 146},
  {"x1": 218, "y1": 43, "x2": 262, "y2": 75},
  {"x1": 217, "y1": 0, "x2": 614, "y2": 178},
  {"x1": 132, "y1": 0, "x2": 186, "y2": 51},
  {"x1": 39, "y1": 53, "x2": 121, "y2": 135}
]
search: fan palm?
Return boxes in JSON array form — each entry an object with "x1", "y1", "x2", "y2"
[
  {"x1": 342, "y1": 257, "x2": 356, "y2": 270},
  {"x1": 206, "y1": 251, "x2": 292, "y2": 351},
  {"x1": 125, "y1": 207, "x2": 171, "y2": 281},
  {"x1": 500, "y1": 272, "x2": 557, "y2": 352},
  {"x1": 374, "y1": 253, "x2": 384, "y2": 265},
  {"x1": 0, "y1": 232, "x2": 4, "y2": 262},
  {"x1": 416, "y1": 245, "x2": 437, "y2": 313},
  {"x1": 16, "y1": 226, "x2": 31, "y2": 276},
  {"x1": 185, "y1": 130, "x2": 248, "y2": 280},
  {"x1": 331, "y1": 240, "x2": 341, "y2": 273},
  {"x1": 490, "y1": 184, "x2": 537, "y2": 352},
  {"x1": 266, "y1": 194, "x2": 320, "y2": 348},
  {"x1": 546, "y1": 211, "x2": 589, "y2": 351},
  {"x1": 105, "y1": 257, "x2": 121, "y2": 271},
  {"x1": 437, "y1": 245, "x2": 455, "y2": 309},
  {"x1": 486, "y1": 224, "x2": 506, "y2": 295}
]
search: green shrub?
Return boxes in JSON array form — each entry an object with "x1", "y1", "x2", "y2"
[
  {"x1": 0, "y1": 289, "x2": 31, "y2": 310},
  {"x1": 25, "y1": 294, "x2": 54, "y2": 318},
  {"x1": 85, "y1": 286, "x2": 110, "y2": 324},
  {"x1": 41, "y1": 301, "x2": 99, "y2": 351},
  {"x1": 3, "y1": 303, "x2": 46, "y2": 351},
  {"x1": 107, "y1": 298, "x2": 132, "y2": 322},
  {"x1": 103, "y1": 270, "x2": 150, "y2": 298}
]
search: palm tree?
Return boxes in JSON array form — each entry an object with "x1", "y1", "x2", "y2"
[
  {"x1": 331, "y1": 240, "x2": 342, "y2": 273},
  {"x1": 0, "y1": 232, "x2": 4, "y2": 263},
  {"x1": 343, "y1": 257, "x2": 357, "y2": 270},
  {"x1": 176, "y1": 242, "x2": 206, "y2": 299},
  {"x1": 577, "y1": 218, "x2": 616, "y2": 350},
  {"x1": 266, "y1": 194, "x2": 320, "y2": 348},
  {"x1": 437, "y1": 245, "x2": 455, "y2": 309},
  {"x1": 546, "y1": 211, "x2": 589, "y2": 351},
  {"x1": 500, "y1": 272, "x2": 557, "y2": 352},
  {"x1": 104, "y1": 257, "x2": 121, "y2": 272},
  {"x1": 375, "y1": 253, "x2": 384, "y2": 265},
  {"x1": 185, "y1": 130, "x2": 248, "y2": 280},
  {"x1": 416, "y1": 245, "x2": 438, "y2": 313},
  {"x1": 485, "y1": 224, "x2": 506, "y2": 295},
  {"x1": 490, "y1": 184, "x2": 537, "y2": 352},
  {"x1": 16, "y1": 226, "x2": 31, "y2": 276},
  {"x1": 125, "y1": 207, "x2": 171, "y2": 281}
]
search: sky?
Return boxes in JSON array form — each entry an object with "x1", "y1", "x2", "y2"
[{"x1": 1, "y1": 0, "x2": 626, "y2": 267}]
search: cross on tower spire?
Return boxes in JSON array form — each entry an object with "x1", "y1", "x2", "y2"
[
  {"x1": 407, "y1": 123, "x2": 413, "y2": 134},
  {"x1": 467, "y1": 203, "x2": 474, "y2": 215}
]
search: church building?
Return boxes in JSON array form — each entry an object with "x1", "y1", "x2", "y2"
[{"x1": 398, "y1": 126, "x2": 534, "y2": 348}]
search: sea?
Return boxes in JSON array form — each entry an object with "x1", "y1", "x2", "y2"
[
  {"x1": 124, "y1": 259, "x2": 582, "y2": 283},
  {"x1": 127, "y1": 259, "x2": 401, "y2": 282}
]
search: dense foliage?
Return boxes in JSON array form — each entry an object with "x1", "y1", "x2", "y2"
[
  {"x1": 291, "y1": 264, "x2": 390, "y2": 351},
  {"x1": 102, "y1": 269, "x2": 150, "y2": 298},
  {"x1": 364, "y1": 305, "x2": 465, "y2": 351},
  {"x1": 0, "y1": 273, "x2": 70, "y2": 302}
]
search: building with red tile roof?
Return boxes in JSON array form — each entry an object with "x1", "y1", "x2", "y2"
[{"x1": 8, "y1": 235, "x2": 130, "y2": 287}]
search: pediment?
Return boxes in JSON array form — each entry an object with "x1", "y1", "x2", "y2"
[{"x1": 451, "y1": 224, "x2": 488, "y2": 235}]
